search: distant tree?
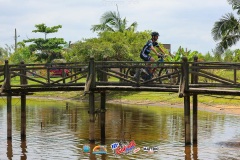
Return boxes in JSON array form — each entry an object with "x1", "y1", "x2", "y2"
[
  {"x1": 91, "y1": 6, "x2": 137, "y2": 33},
  {"x1": 233, "y1": 49, "x2": 240, "y2": 62},
  {"x1": 223, "y1": 49, "x2": 234, "y2": 62},
  {"x1": 9, "y1": 42, "x2": 34, "y2": 64},
  {"x1": 204, "y1": 52, "x2": 215, "y2": 61},
  {"x1": 23, "y1": 23, "x2": 66, "y2": 63},
  {"x1": 211, "y1": 0, "x2": 240, "y2": 53}
]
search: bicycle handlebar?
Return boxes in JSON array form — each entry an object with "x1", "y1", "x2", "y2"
[{"x1": 158, "y1": 53, "x2": 165, "y2": 58}]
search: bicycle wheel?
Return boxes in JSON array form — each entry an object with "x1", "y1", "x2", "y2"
[
  {"x1": 125, "y1": 67, "x2": 136, "y2": 81},
  {"x1": 158, "y1": 68, "x2": 180, "y2": 85}
]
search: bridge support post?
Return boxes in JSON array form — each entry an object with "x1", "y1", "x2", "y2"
[
  {"x1": 89, "y1": 57, "x2": 96, "y2": 143},
  {"x1": 21, "y1": 94, "x2": 26, "y2": 140},
  {"x1": 4, "y1": 60, "x2": 12, "y2": 140},
  {"x1": 192, "y1": 56, "x2": 198, "y2": 144},
  {"x1": 100, "y1": 57, "x2": 107, "y2": 144},
  {"x1": 20, "y1": 61, "x2": 27, "y2": 140},
  {"x1": 100, "y1": 92, "x2": 106, "y2": 144},
  {"x1": 182, "y1": 57, "x2": 191, "y2": 145}
]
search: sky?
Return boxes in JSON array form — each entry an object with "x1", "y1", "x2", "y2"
[{"x1": 0, "y1": 0, "x2": 239, "y2": 54}]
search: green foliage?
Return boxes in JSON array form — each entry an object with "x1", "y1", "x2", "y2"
[
  {"x1": 9, "y1": 46, "x2": 34, "y2": 64},
  {"x1": 0, "y1": 45, "x2": 12, "y2": 64},
  {"x1": 165, "y1": 46, "x2": 205, "y2": 62},
  {"x1": 204, "y1": 52, "x2": 215, "y2": 61},
  {"x1": 23, "y1": 23, "x2": 66, "y2": 63},
  {"x1": 65, "y1": 31, "x2": 150, "y2": 62},
  {"x1": 233, "y1": 49, "x2": 240, "y2": 62}
]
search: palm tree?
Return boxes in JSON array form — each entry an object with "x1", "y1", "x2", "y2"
[
  {"x1": 91, "y1": 6, "x2": 137, "y2": 33},
  {"x1": 211, "y1": 0, "x2": 240, "y2": 53}
]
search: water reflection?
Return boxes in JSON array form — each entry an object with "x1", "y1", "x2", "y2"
[
  {"x1": 7, "y1": 140, "x2": 12, "y2": 159},
  {"x1": 184, "y1": 145, "x2": 198, "y2": 160},
  {"x1": 20, "y1": 140, "x2": 27, "y2": 160},
  {"x1": 0, "y1": 101, "x2": 239, "y2": 159}
]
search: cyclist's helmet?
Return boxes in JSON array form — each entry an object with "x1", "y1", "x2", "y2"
[{"x1": 151, "y1": 32, "x2": 159, "y2": 37}]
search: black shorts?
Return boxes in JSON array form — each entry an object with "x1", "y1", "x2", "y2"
[{"x1": 140, "y1": 52, "x2": 151, "y2": 61}]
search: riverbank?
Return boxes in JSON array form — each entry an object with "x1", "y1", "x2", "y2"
[{"x1": 28, "y1": 91, "x2": 240, "y2": 116}]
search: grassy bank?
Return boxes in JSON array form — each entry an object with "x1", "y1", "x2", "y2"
[{"x1": 31, "y1": 91, "x2": 240, "y2": 107}]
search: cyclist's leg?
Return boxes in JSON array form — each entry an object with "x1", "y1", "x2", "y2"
[
  {"x1": 133, "y1": 53, "x2": 149, "y2": 79},
  {"x1": 148, "y1": 57, "x2": 155, "y2": 74},
  {"x1": 140, "y1": 53, "x2": 152, "y2": 74}
]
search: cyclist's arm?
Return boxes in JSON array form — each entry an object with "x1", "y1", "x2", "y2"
[
  {"x1": 150, "y1": 46, "x2": 161, "y2": 56},
  {"x1": 156, "y1": 46, "x2": 166, "y2": 55}
]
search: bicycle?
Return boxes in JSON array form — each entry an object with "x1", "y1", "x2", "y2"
[{"x1": 125, "y1": 55, "x2": 180, "y2": 85}]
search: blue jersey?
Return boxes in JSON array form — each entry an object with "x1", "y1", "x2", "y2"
[{"x1": 141, "y1": 40, "x2": 159, "y2": 55}]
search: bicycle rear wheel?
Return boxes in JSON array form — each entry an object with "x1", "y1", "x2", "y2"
[{"x1": 158, "y1": 68, "x2": 180, "y2": 85}]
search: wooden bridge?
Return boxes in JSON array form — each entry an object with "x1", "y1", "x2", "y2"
[{"x1": 1, "y1": 56, "x2": 240, "y2": 146}]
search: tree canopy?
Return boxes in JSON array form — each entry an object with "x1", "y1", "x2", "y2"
[
  {"x1": 64, "y1": 31, "x2": 150, "y2": 62},
  {"x1": 23, "y1": 23, "x2": 66, "y2": 62}
]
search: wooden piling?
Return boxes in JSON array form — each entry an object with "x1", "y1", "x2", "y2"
[
  {"x1": 182, "y1": 57, "x2": 191, "y2": 145},
  {"x1": 192, "y1": 56, "x2": 198, "y2": 144},
  {"x1": 21, "y1": 94, "x2": 26, "y2": 139},
  {"x1": 4, "y1": 60, "x2": 12, "y2": 140},
  {"x1": 89, "y1": 57, "x2": 96, "y2": 143},
  {"x1": 100, "y1": 57, "x2": 107, "y2": 144},
  {"x1": 20, "y1": 61, "x2": 27, "y2": 139},
  {"x1": 100, "y1": 92, "x2": 106, "y2": 144}
]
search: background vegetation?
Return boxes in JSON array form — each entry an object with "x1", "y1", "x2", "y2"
[{"x1": 0, "y1": 0, "x2": 239, "y2": 65}]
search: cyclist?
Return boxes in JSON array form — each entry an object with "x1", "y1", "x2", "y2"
[
  {"x1": 140, "y1": 31, "x2": 165, "y2": 62},
  {"x1": 138, "y1": 31, "x2": 166, "y2": 79}
]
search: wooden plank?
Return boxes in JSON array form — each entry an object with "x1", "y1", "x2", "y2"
[
  {"x1": 84, "y1": 74, "x2": 92, "y2": 94},
  {"x1": 0, "y1": 79, "x2": 6, "y2": 94},
  {"x1": 189, "y1": 88, "x2": 240, "y2": 95},
  {"x1": 200, "y1": 70, "x2": 236, "y2": 84},
  {"x1": 190, "y1": 71, "x2": 234, "y2": 84},
  {"x1": 11, "y1": 71, "x2": 47, "y2": 85}
]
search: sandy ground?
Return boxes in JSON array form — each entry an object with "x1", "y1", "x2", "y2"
[{"x1": 107, "y1": 99, "x2": 240, "y2": 116}]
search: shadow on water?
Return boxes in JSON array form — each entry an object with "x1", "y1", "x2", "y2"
[{"x1": 217, "y1": 141, "x2": 240, "y2": 148}]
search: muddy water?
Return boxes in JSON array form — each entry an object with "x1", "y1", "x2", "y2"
[{"x1": 0, "y1": 100, "x2": 239, "y2": 159}]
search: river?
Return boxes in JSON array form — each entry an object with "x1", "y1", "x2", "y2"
[{"x1": 0, "y1": 99, "x2": 239, "y2": 159}]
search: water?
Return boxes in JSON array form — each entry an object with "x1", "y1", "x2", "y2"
[{"x1": 0, "y1": 99, "x2": 239, "y2": 159}]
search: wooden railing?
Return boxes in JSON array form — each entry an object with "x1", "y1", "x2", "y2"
[{"x1": 0, "y1": 57, "x2": 240, "y2": 96}]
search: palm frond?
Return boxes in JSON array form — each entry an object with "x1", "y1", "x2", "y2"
[
  {"x1": 91, "y1": 9, "x2": 138, "y2": 33},
  {"x1": 212, "y1": 13, "x2": 239, "y2": 41},
  {"x1": 215, "y1": 34, "x2": 240, "y2": 53},
  {"x1": 126, "y1": 22, "x2": 138, "y2": 32},
  {"x1": 228, "y1": 0, "x2": 240, "y2": 14}
]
